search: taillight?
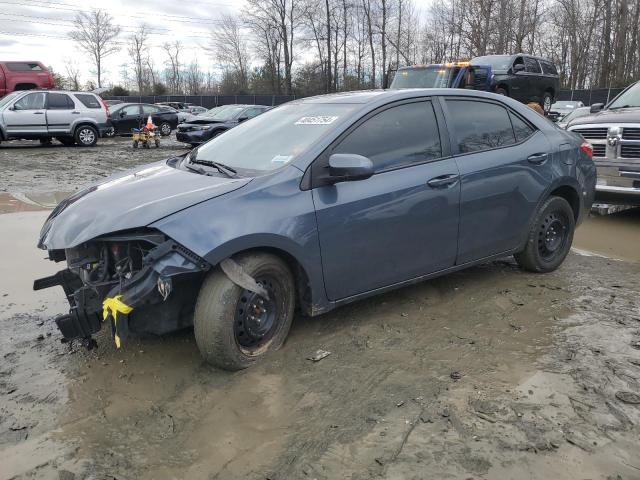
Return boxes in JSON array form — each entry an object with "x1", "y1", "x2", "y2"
[
  {"x1": 580, "y1": 142, "x2": 593, "y2": 158},
  {"x1": 99, "y1": 97, "x2": 110, "y2": 116}
]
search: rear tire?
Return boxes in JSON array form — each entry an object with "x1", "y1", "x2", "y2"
[
  {"x1": 194, "y1": 253, "x2": 296, "y2": 371},
  {"x1": 75, "y1": 125, "x2": 98, "y2": 147},
  {"x1": 514, "y1": 196, "x2": 575, "y2": 273},
  {"x1": 160, "y1": 122, "x2": 171, "y2": 136},
  {"x1": 495, "y1": 87, "x2": 508, "y2": 96},
  {"x1": 542, "y1": 92, "x2": 553, "y2": 114}
]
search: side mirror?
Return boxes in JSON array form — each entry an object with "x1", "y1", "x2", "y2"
[
  {"x1": 237, "y1": 116, "x2": 249, "y2": 123},
  {"x1": 119, "y1": 111, "x2": 126, "y2": 117},
  {"x1": 590, "y1": 103, "x2": 604, "y2": 113},
  {"x1": 328, "y1": 154, "x2": 374, "y2": 183},
  {"x1": 513, "y1": 64, "x2": 525, "y2": 73}
]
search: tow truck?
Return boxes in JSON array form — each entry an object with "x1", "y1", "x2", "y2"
[{"x1": 389, "y1": 62, "x2": 492, "y2": 91}]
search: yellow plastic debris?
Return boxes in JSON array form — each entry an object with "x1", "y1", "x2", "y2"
[{"x1": 102, "y1": 295, "x2": 133, "y2": 348}]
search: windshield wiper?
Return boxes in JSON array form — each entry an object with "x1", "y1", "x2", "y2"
[
  {"x1": 184, "y1": 162, "x2": 212, "y2": 176},
  {"x1": 191, "y1": 158, "x2": 238, "y2": 178}
]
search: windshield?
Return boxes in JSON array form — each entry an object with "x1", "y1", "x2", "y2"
[
  {"x1": 391, "y1": 66, "x2": 462, "y2": 89},
  {"x1": 0, "y1": 91, "x2": 22, "y2": 109},
  {"x1": 608, "y1": 81, "x2": 640, "y2": 109},
  {"x1": 471, "y1": 55, "x2": 512, "y2": 71},
  {"x1": 194, "y1": 103, "x2": 358, "y2": 173},
  {"x1": 205, "y1": 106, "x2": 245, "y2": 121}
]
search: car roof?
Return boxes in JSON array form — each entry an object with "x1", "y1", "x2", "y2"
[{"x1": 294, "y1": 88, "x2": 512, "y2": 105}]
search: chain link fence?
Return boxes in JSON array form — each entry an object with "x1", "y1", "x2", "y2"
[{"x1": 106, "y1": 88, "x2": 625, "y2": 108}]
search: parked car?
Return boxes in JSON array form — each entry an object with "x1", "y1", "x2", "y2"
[
  {"x1": 176, "y1": 104, "x2": 269, "y2": 146},
  {"x1": 35, "y1": 89, "x2": 596, "y2": 370},
  {"x1": 104, "y1": 99, "x2": 124, "y2": 106},
  {"x1": 557, "y1": 106, "x2": 590, "y2": 129},
  {"x1": 550, "y1": 100, "x2": 584, "y2": 121},
  {"x1": 156, "y1": 101, "x2": 191, "y2": 111},
  {"x1": 568, "y1": 80, "x2": 640, "y2": 205},
  {"x1": 0, "y1": 61, "x2": 54, "y2": 97},
  {"x1": 0, "y1": 90, "x2": 110, "y2": 146},
  {"x1": 108, "y1": 103, "x2": 179, "y2": 136},
  {"x1": 470, "y1": 54, "x2": 560, "y2": 113}
]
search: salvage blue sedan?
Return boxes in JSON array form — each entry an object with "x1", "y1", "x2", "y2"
[{"x1": 35, "y1": 89, "x2": 596, "y2": 370}]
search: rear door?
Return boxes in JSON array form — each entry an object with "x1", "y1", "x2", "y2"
[
  {"x1": 3, "y1": 91, "x2": 47, "y2": 136},
  {"x1": 524, "y1": 56, "x2": 543, "y2": 103},
  {"x1": 46, "y1": 92, "x2": 76, "y2": 135},
  {"x1": 312, "y1": 99, "x2": 461, "y2": 300},
  {"x1": 442, "y1": 97, "x2": 552, "y2": 263}
]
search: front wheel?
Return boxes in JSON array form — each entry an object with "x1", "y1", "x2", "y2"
[
  {"x1": 515, "y1": 196, "x2": 575, "y2": 273},
  {"x1": 75, "y1": 125, "x2": 98, "y2": 147},
  {"x1": 194, "y1": 253, "x2": 296, "y2": 370}
]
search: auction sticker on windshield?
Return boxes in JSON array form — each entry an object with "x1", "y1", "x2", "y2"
[{"x1": 295, "y1": 116, "x2": 338, "y2": 125}]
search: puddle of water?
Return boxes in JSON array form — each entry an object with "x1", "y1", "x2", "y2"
[
  {"x1": 574, "y1": 208, "x2": 640, "y2": 263},
  {"x1": 0, "y1": 191, "x2": 71, "y2": 215}
]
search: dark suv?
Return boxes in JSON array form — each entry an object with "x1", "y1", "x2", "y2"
[{"x1": 470, "y1": 54, "x2": 560, "y2": 113}]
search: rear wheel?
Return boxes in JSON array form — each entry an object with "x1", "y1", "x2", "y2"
[
  {"x1": 542, "y1": 92, "x2": 553, "y2": 114},
  {"x1": 194, "y1": 253, "x2": 296, "y2": 370},
  {"x1": 160, "y1": 122, "x2": 171, "y2": 136},
  {"x1": 495, "y1": 87, "x2": 508, "y2": 96},
  {"x1": 75, "y1": 125, "x2": 98, "y2": 147},
  {"x1": 515, "y1": 196, "x2": 575, "y2": 273}
]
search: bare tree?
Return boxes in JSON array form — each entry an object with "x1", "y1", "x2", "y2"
[
  {"x1": 69, "y1": 9, "x2": 121, "y2": 88},
  {"x1": 211, "y1": 13, "x2": 251, "y2": 91},
  {"x1": 162, "y1": 41, "x2": 182, "y2": 93},
  {"x1": 128, "y1": 25, "x2": 148, "y2": 94},
  {"x1": 64, "y1": 59, "x2": 81, "y2": 90}
]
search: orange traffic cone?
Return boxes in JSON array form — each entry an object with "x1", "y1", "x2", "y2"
[{"x1": 146, "y1": 116, "x2": 154, "y2": 130}]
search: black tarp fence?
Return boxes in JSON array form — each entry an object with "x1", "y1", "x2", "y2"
[{"x1": 106, "y1": 88, "x2": 626, "y2": 107}]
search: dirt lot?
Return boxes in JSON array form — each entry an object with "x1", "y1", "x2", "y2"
[{"x1": 1, "y1": 138, "x2": 639, "y2": 480}]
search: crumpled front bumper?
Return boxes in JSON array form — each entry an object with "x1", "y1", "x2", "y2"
[{"x1": 34, "y1": 238, "x2": 210, "y2": 348}]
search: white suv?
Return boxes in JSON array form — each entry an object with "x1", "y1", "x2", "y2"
[{"x1": 0, "y1": 90, "x2": 110, "y2": 147}]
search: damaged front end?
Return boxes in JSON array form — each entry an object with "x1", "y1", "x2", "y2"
[{"x1": 34, "y1": 229, "x2": 209, "y2": 349}]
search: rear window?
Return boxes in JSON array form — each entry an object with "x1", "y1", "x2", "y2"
[
  {"x1": 74, "y1": 94, "x2": 101, "y2": 109},
  {"x1": 5, "y1": 62, "x2": 43, "y2": 71},
  {"x1": 540, "y1": 60, "x2": 558, "y2": 75}
]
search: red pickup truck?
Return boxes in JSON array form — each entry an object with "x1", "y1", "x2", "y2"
[{"x1": 0, "y1": 61, "x2": 54, "y2": 97}]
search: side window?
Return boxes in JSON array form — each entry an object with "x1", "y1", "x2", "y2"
[
  {"x1": 447, "y1": 100, "x2": 516, "y2": 153},
  {"x1": 13, "y1": 92, "x2": 46, "y2": 110},
  {"x1": 524, "y1": 57, "x2": 542, "y2": 74},
  {"x1": 513, "y1": 56, "x2": 524, "y2": 70},
  {"x1": 6, "y1": 62, "x2": 42, "y2": 71},
  {"x1": 48, "y1": 93, "x2": 74, "y2": 110},
  {"x1": 333, "y1": 101, "x2": 442, "y2": 172},
  {"x1": 122, "y1": 105, "x2": 141, "y2": 116},
  {"x1": 540, "y1": 61, "x2": 558, "y2": 76},
  {"x1": 74, "y1": 94, "x2": 101, "y2": 109},
  {"x1": 142, "y1": 104, "x2": 159, "y2": 115},
  {"x1": 509, "y1": 112, "x2": 535, "y2": 142}
]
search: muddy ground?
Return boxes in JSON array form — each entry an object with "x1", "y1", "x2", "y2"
[{"x1": 1, "y1": 138, "x2": 639, "y2": 480}]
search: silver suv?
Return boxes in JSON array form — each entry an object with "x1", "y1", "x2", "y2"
[{"x1": 0, "y1": 90, "x2": 110, "y2": 147}]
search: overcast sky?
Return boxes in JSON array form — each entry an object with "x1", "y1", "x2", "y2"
[{"x1": 0, "y1": 0, "x2": 432, "y2": 87}]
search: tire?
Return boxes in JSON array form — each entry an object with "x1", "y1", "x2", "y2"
[
  {"x1": 159, "y1": 122, "x2": 171, "y2": 136},
  {"x1": 155, "y1": 138, "x2": 160, "y2": 148},
  {"x1": 56, "y1": 137, "x2": 75, "y2": 146},
  {"x1": 133, "y1": 140, "x2": 138, "y2": 148},
  {"x1": 514, "y1": 196, "x2": 575, "y2": 273},
  {"x1": 104, "y1": 128, "x2": 115, "y2": 138},
  {"x1": 542, "y1": 92, "x2": 553, "y2": 114},
  {"x1": 194, "y1": 253, "x2": 296, "y2": 370},
  {"x1": 495, "y1": 87, "x2": 508, "y2": 96},
  {"x1": 74, "y1": 125, "x2": 98, "y2": 147}
]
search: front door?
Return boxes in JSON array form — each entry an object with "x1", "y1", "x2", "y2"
[
  {"x1": 443, "y1": 97, "x2": 552, "y2": 264},
  {"x1": 3, "y1": 91, "x2": 47, "y2": 136},
  {"x1": 113, "y1": 104, "x2": 142, "y2": 133},
  {"x1": 312, "y1": 100, "x2": 461, "y2": 300}
]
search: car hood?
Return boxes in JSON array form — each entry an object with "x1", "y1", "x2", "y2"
[
  {"x1": 38, "y1": 159, "x2": 251, "y2": 250},
  {"x1": 570, "y1": 107, "x2": 640, "y2": 126}
]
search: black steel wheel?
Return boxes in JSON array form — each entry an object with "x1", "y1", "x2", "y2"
[
  {"x1": 194, "y1": 253, "x2": 295, "y2": 370},
  {"x1": 515, "y1": 196, "x2": 575, "y2": 272}
]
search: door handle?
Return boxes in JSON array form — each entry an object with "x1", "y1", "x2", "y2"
[
  {"x1": 427, "y1": 173, "x2": 459, "y2": 188},
  {"x1": 71, "y1": 111, "x2": 80, "y2": 114},
  {"x1": 527, "y1": 153, "x2": 548, "y2": 164},
  {"x1": 33, "y1": 111, "x2": 44, "y2": 115}
]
